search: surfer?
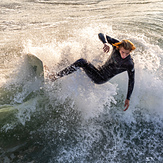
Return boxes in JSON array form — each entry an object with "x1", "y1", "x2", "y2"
[{"x1": 49, "y1": 33, "x2": 136, "y2": 111}]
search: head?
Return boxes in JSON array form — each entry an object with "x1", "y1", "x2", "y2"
[{"x1": 113, "y1": 40, "x2": 136, "y2": 59}]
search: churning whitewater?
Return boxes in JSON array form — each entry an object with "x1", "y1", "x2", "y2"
[{"x1": 0, "y1": 0, "x2": 163, "y2": 162}]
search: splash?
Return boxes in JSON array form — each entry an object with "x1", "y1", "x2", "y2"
[
  {"x1": 18, "y1": 24, "x2": 163, "y2": 119},
  {"x1": 0, "y1": 13, "x2": 163, "y2": 163}
]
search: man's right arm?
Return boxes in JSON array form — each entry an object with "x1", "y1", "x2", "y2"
[
  {"x1": 98, "y1": 33, "x2": 110, "y2": 53},
  {"x1": 98, "y1": 33, "x2": 119, "y2": 45}
]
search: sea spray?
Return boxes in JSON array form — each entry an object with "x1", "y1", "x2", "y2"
[
  {"x1": 49, "y1": 72, "x2": 117, "y2": 119},
  {"x1": 0, "y1": 1, "x2": 163, "y2": 160}
]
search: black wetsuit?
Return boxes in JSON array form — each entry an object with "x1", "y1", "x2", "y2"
[{"x1": 56, "y1": 33, "x2": 135, "y2": 100}]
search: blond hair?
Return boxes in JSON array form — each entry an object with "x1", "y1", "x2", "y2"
[{"x1": 113, "y1": 40, "x2": 136, "y2": 51}]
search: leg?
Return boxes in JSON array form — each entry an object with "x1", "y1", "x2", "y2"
[
  {"x1": 49, "y1": 58, "x2": 87, "y2": 81},
  {"x1": 82, "y1": 63, "x2": 108, "y2": 84},
  {"x1": 51, "y1": 58, "x2": 108, "y2": 84},
  {"x1": 56, "y1": 58, "x2": 88, "y2": 77}
]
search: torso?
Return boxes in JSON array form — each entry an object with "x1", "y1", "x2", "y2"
[{"x1": 101, "y1": 48, "x2": 134, "y2": 79}]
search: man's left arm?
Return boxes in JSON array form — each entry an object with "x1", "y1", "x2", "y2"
[{"x1": 124, "y1": 66, "x2": 135, "y2": 111}]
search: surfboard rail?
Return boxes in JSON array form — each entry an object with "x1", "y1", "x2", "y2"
[{"x1": 27, "y1": 53, "x2": 44, "y2": 80}]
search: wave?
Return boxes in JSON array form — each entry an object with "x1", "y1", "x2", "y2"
[
  {"x1": 1, "y1": 24, "x2": 163, "y2": 124},
  {"x1": 0, "y1": 24, "x2": 163, "y2": 162}
]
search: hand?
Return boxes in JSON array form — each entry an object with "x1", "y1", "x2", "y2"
[
  {"x1": 103, "y1": 43, "x2": 110, "y2": 53},
  {"x1": 124, "y1": 99, "x2": 130, "y2": 111}
]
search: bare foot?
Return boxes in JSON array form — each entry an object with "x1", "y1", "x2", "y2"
[
  {"x1": 49, "y1": 73, "x2": 57, "y2": 82},
  {"x1": 44, "y1": 65, "x2": 49, "y2": 71}
]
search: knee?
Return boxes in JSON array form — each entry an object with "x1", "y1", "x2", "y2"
[
  {"x1": 94, "y1": 80, "x2": 105, "y2": 84},
  {"x1": 93, "y1": 77, "x2": 108, "y2": 84},
  {"x1": 75, "y1": 58, "x2": 88, "y2": 67}
]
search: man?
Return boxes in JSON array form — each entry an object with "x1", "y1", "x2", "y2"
[{"x1": 49, "y1": 33, "x2": 136, "y2": 111}]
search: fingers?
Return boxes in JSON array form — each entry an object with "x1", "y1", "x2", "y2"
[
  {"x1": 103, "y1": 44, "x2": 110, "y2": 53},
  {"x1": 124, "y1": 105, "x2": 129, "y2": 111},
  {"x1": 103, "y1": 46, "x2": 110, "y2": 53},
  {"x1": 124, "y1": 99, "x2": 130, "y2": 111}
]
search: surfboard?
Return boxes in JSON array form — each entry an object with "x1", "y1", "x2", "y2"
[
  {"x1": 27, "y1": 53, "x2": 44, "y2": 80},
  {"x1": 0, "y1": 105, "x2": 17, "y2": 130},
  {"x1": 0, "y1": 54, "x2": 45, "y2": 130}
]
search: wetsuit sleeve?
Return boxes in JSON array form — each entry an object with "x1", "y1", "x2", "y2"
[
  {"x1": 127, "y1": 66, "x2": 135, "y2": 100},
  {"x1": 98, "y1": 33, "x2": 119, "y2": 45}
]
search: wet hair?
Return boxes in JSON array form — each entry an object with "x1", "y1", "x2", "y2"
[{"x1": 113, "y1": 40, "x2": 136, "y2": 51}]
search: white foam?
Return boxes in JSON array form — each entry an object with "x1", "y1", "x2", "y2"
[
  {"x1": 20, "y1": 24, "x2": 163, "y2": 120},
  {"x1": 55, "y1": 71, "x2": 117, "y2": 119}
]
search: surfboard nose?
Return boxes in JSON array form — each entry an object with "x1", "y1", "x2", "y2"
[{"x1": 27, "y1": 53, "x2": 44, "y2": 80}]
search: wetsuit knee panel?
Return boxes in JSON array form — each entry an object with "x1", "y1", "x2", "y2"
[
  {"x1": 93, "y1": 79, "x2": 108, "y2": 84},
  {"x1": 74, "y1": 58, "x2": 88, "y2": 67}
]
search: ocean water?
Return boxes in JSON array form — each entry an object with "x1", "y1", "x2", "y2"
[{"x1": 0, "y1": 0, "x2": 163, "y2": 162}]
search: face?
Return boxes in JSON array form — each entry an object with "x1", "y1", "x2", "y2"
[{"x1": 119, "y1": 47, "x2": 131, "y2": 59}]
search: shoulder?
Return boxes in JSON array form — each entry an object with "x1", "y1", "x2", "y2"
[{"x1": 127, "y1": 55, "x2": 135, "y2": 71}]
